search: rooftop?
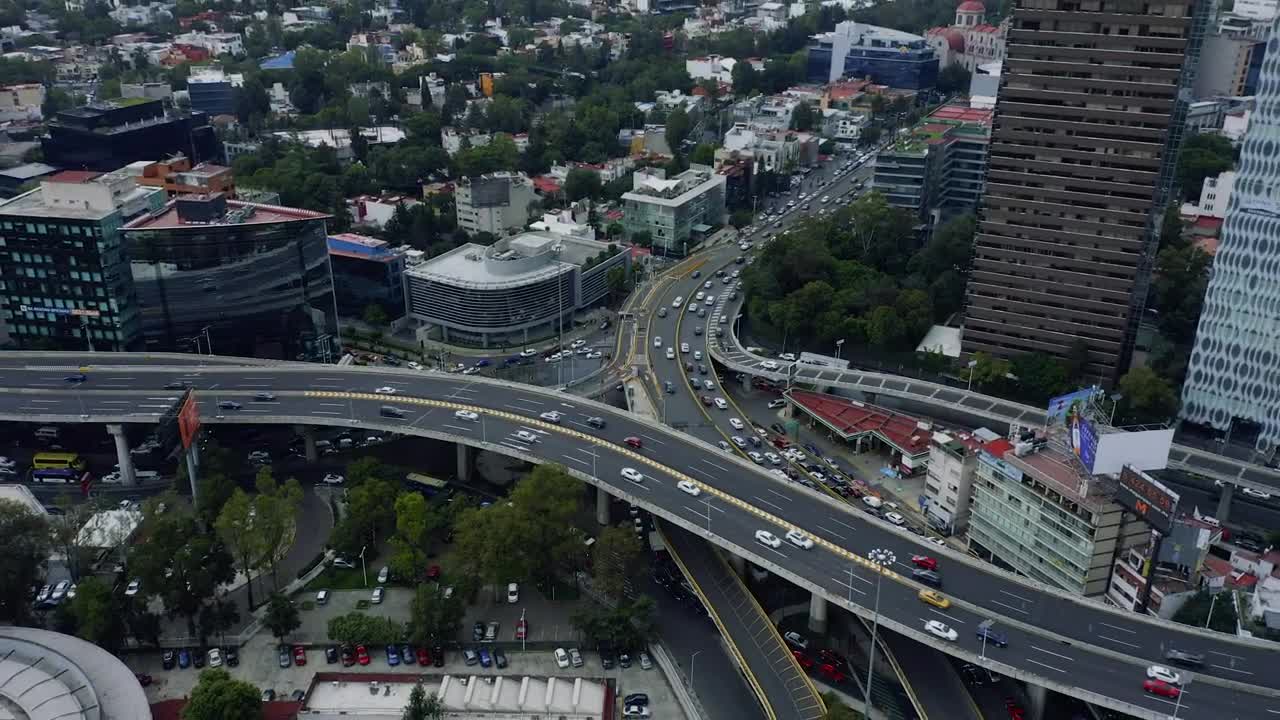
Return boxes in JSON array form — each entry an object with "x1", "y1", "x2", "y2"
[
  {"x1": 406, "y1": 231, "x2": 615, "y2": 290},
  {"x1": 328, "y1": 232, "x2": 403, "y2": 263},
  {"x1": 0, "y1": 484, "x2": 46, "y2": 515},
  {"x1": 125, "y1": 196, "x2": 329, "y2": 230},
  {"x1": 301, "y1": 673, "x2": 606, "y2": 720},
  {"x1": 982, "y1": 435, "x2": 1115, "y2": 511},
  {"x1": 787, "y1": 389, "x2": 932, "y2": 457}
]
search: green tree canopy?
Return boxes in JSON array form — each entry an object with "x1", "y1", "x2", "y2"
[
  {"x1": 327, "y1": 611, "x2": 406, "y2": 645},
  {"x1": 1115, "y1": 367, "x2": 1179, "y2": 425},
  {"x1": 408, "y1": 583, "x2": 466, "y2": 647},
  {"x1": 182, "y1": 668, "x2": 261, "y2": 720},
  {"x1": 264, "y1": 592, "x2": 301, "y2": 640},
  {"x1": 1177, "y1": 134, "x2": 1235, "y2": 200},
  {"x1": 592, "y1": 524, "x2": 644, "y2": 601}
]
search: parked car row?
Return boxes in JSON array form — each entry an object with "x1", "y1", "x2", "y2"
[{"x1": 161, "y1": 646, "x2": 239, "y2": 670}]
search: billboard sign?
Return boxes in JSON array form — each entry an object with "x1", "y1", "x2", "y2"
[
  {"x1": 177, "y1": 391, "x2": 201, "y2": 449},
  {"x1": 18, "y1": 305, "x2": 101, "y2": 317},
  {"x1": 1092, "y1": 428, "x2": 1175, "y2": 475},
  {"x1": 1117, "y1": 465, "x2": 1180, "y2": 534},
  {"x1": 1046, "y1": 387, "x2": 1099, "y2": 426},
  {"x1": 1071, "y1": 416, "x2": 1099, "y2": 473}
]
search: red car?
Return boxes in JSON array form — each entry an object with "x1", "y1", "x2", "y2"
[
  {"x1": 356, "y1": 645, "x2": 371, "y2": 666},
  {"x1": 134, "y1": 673, "x2": 153, "y2": 687},
  {"x1": 417, "y1": 647, "x2": 431, "y2": 665},
  {"x1": 624, "y1": 436, "x2": 643, "y2": 449},
  {"x1": 792, "y1": 650, "x2": 813, "y2": 670},
  {"x1": 1005, "y1": 698, "x2": 1025, "y2": 720},
  {"x1": 911, "y1": 555, "x2": 938, "y2": 571},
  {"x1": 426, "y1": 565, "x2": 441, "y2": 580},
  {"x1": 700, "y1": 395, "x2": 713, "y2": 406},
  {"x1": 292, "y1": 645, "x2": 307, "y2": 666},
  {"x1": 515, "y1": 618, "x2": 528, "y2": 640},
  {"x1": 1143, "y1": 679, "x2": 1181, "y2": 699},
  {"x1": 817, "y1": 663, "x2": 847, "y2": 683},
  {"x1": 772, "y1": 437, "x2": 792, "y2": 449},
  {"x1": 817, "y1": 649, "x2": 847, "y2": 669}
]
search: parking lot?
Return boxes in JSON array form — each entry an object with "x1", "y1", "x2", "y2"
[{"x1": 127, "y1": 631, "x2": 688, "y2": 719}]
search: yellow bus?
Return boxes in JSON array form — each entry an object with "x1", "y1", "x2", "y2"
[
  {"x1": 32, "y1": 452, "x2": 85, "y2": 470},
  {"x1": 405, "y1": 473, "x2": 448, "y2": 496}
]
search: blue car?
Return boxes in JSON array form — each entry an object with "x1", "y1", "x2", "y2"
[
  {"x1": 64, "y1": 373, "x2": 87, "y2": 383},
  {"x1": 385, "y1": 645, "x2": 400, "y2": 666},
  {"x1": 177, "y1": 648, "x2": 191, "y2": 668},
  {"x1": 478, "y1": 648, "x2": 492, "y2": 668},
  {"x1": 475, "y1": 359, "x2": 491, "y2": 368}
]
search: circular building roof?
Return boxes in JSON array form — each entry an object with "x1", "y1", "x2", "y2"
[
  {"x1": 0, "y1": 626, "x2": 150, "y2": 720},
  {"x1": 957, "y1": 0, "x2": 986, "y2": 11},
  {"x1": 940, "y1": 28, "x2": 966, "y2": 51}
]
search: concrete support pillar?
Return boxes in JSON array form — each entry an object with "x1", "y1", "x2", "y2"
[
  {"x1": 808, "y1": 592, "x2": 829, "y2": 634},
  {"x1": 1216, "y1": 483, "x2": 1234, "y2": 523},
  {"x1": 728, "y1": 553, "x2": 747, "y2": 578},
  {"x1": 296, "y1": 425, "x2": 318, "y2": 463},
  {"x1": 456, "y1": 444, "x2": 472, "y2": 484},
  {"x1": 596, "y1": 486, "x2": 610, "y2": 525},
  {"x1": 106, "y1": 424, "x2": 136, "y2": 487},
  {"x1": 1025, "y1": 684, "x2": 1048, "y2": 720},
  {"x1": 186, "y1": 442, "x2": 201, "y2": 509}
]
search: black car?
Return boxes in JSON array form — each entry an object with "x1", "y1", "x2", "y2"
[
  {"x1": 691, "y1": 270, "x2": 701, "y2": 278},
  {"x1": 224, "y1": 646, "x2": 239, "y2": 667},
  {"x1": 261, "y1": 689, "x2": 276, "y2": 701},
  {"x1": 340, "y1": 645, "x2": 355, "y2": 667},
  {"x1": 624, "y1": 693, "x2": 650, "y2": 707},
  {"x1": 600, "y1": 648, "x2": 615, "y2": 670},
  {"x1": 64, "y1": 373, "x2": 87, "y2": 383},
  {"x1": 912, "y1": 569, "x2": 942, "y2": 588},
  {"x1": 217, "y1": 401, "x2": 242, "y2": 411},
  {"x1": 164, "y1": 381, "x2": 190, "y2": 390},
  {"x1": 400, "y1": 644, "x2": 415, "y2": 665},
  {"x1": 698, "y1": 364, "x2": 708, "y2": 375},
  {"x1": 278, "y1": 644, "x2": 292, "y2": 668},
  {"x1": 162, "y1": 650, "x2": 176, "y2": 670},
  {"x1": 472, "y1": 622, "x2": 486, "y2": 641},
  {"x1": 291, "y1": 689, "x2": 306, "y2": 702},
  {"x1": 618, "y1": 652, "x2": 632, "y2": 669},
  {"x1": 770, "y1": 423, "x2": 787, "y2": 435},
  {"x1": 1164, "y1": 649, "x2": 1205, "y2": 667},
  {"x1": 325, "y1": 645, "x2": 339, "y2": 664},
  {"x1": 433, "y1": 646, "x2": 445, "y2": 667},
  {"x1": 975, "y1": 625, "x2": 1008, "y2": 648},
  {"x1": 494, "y1": 647, "x2": 508, "y2": 669},
  {"x1": 253, "y1": 392, "x2": 276, "y2": 401},
  {"x1": 191, "y1": 648, "x2": 206, "y2": 669}
]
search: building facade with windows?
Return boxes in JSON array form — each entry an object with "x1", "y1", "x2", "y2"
[
  {"x1": 404, "y1": 232, "x2": 628, "y2": 348},
  {"x1": 1181, "y1": 15, "x2": 1280, "y2": 456},
  {"x1": 327, "y1": 232, "x2": 407, "y2": 321},
  {"x1": 961, "y1": 0, "x2": 1206, "y2": 380},
  {"x1": 806, "y1": 21, "x2": 939, "y2": 89},
  {"x1": 967, "y1": 437, "x2": 1151, "y2": 597},
  {"x1": 872, "y1": 104, "x2": 992, "y2": 227},
  {"x1": 622, "y1": 166, "x2": 726, "y2": 257},
  {"x1": 123, "y1": 193, "x2": 339, "y2": 361},
  {"x1": 0, "y1": 170, "x2": 165, "y2": 351},
  {"x1": 455, "y1": 172, "x2": 539, "y2": 236},
  {"x1": 922, "y1": 430, "x2": 985, "y2": 534},
  {"x1": 42, "y1": 100, "x2": 222, "y2": 173}
]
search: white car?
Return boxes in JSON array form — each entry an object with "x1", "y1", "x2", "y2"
[
  {"x1": 407, "y1": 361, "x2": 423, "y2": 371},
  {"x1": 653, "y1": 337, "x2": 662, "y2": 348},
  {"x1": 666, "y1": 347, "x2": 675, "y2": 359},
  {"x1": 621, "y1": 467, "x2": 645, "y2": 484},
  {"x1": 125, "y1": 579, "x2": 141, "y2": 596},
  {"x1": 0, "y1": 457, "x2": 15, "y2": 469},
  {"x1": 729, "y1": 418, "x2": 745, "y2": 430},
  {"x1": 681, "y1": 343, "x2": 690, "y2": 354},
  {"x1": 321, "y1": 473, "x2": 344, "y2": 485},
  {"x1": 704, "y1": 281, "x2": 713, "y2": 289},
  {"x1": 540, "y1": 411, "x2": 562, "y2": 423},
  {"x1": 555, "y1": 648, "x2": 571, "y2": 669},
  {"x1": 768, "y1": 399, "x2": 787, "y2": 409},
  {"x1": 748, "y1": 451, "x2": 765, "y2": 464},
  {"x1": 731, "y1": 436, "x2": 747, "y2": 448},
  {"x1": 377, "y1": 566, "x2": 390, "y2": 583},
  {"x1": 885, "y1": 512, "x2": 906, "y2": 526},
  {"x1": 755, "y1": 530, "x2": 782, "y2": 548},
  {"x1": 507, "y1": 582, "x2": 519, "y2": 603},
  {"x1": 924, "y1": 620, "x2": 958, "y2": 642},
  {"x1": 760, "y1": 360, "x2": 780, "y2": 371},
  {"x1": 928, "y1": 537, "x2": 948, "y2": 548},
  {"x1": 571, "y1": 339, "x2": 586, "y2": 349},
  {"x1": 694, "y1": 351, "x2": 703, "y2": 361},
  {"x1": 765, "y1": 452, "x2": 782, "y2": 466},
  {"x1": 783, "y1": 631, "x2": 808, "y2": 649},
  {"x1": 713, "y1": 397, "x2": 727, "y2": 410},
  {"x1": 1242, "y1": 487, "x2": 1273, "y2": 499},
  {"x1": 1147, "y1": 665, "x2": 1182, "y2": 685},
  {"x1": 371, "y1": 586, "x2": 384, "y2": 604},
  {"x1": 455, "y1": 410, "x2": 479, "y2": 422},
  {"x1": 520, "y1": 348, "x2": 537, "y2": 357},
  {"x1": 672, "y1": 297, "x2": 684, "y2": 309},
  {"x1": 207, "y1": 647, "x2": 223, "y2": 667},
  {"x1": 786, "y1": 529, "x2": 814, "y2": 549},
  {"x1": 374, "y1": 386, "x2": 397, "y2": 394},
  {"x1": 695, "y1": 292, "x2": 705, "y2": 301},
  {"x1": 770, "y1": 469, "x2": 788, "y2": 479},
  {"x1": 514, "y1": 430, "x2": 539, "y2": 443},
  {"x1": 545, "y1": 352, "x2": 563, "y2": 362},
  {"x1": 677, "y1": 479, "x2": 701, "y2": 496}
]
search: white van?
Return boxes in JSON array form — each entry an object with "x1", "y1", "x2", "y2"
[
  {"x1": 862, "y1": 495, "x2": 883, "y2": 510},
  {"x1": 35, "y1": 426, "x2": 60, "y2": 441},
  {"x1": 316, "y1": 589, "x2": 330, "y2": 606},
  {"x1": 134, "y1": 470, "x2": 160, "y2": 482}
]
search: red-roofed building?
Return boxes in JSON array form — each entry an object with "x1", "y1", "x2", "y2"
[
  {"x1": 786, "y1": 389, "x2": 933, "y2": 475},
  {"x1": 152, "y1": 699, "x2": 301, "y2": 720},
  {"x1": 532, "y1": 175, "x2": 562, "y2": 196},
  {"x1": 924, "y1": 0, "x2": 1009, "y2": 72}
]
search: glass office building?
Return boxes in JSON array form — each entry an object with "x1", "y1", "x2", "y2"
[{"x1": 123, "y1": 194, "x2": 340, "y2": 361}]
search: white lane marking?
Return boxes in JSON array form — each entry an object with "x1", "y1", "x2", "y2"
[
  {"x1": 96, "y1": 384, "x2": 131, "y2": 388},
  {"x1": 702, "y1": 459, "x2": 730, "y2": 472},
  {"x1": 138, "y1": 404, "x2": 172, "y2": 409},
  {"x1": 559, "y1": 402, "x2": 575, "y2": 409},
  {"x1": 1210, "y1": 649, "x2": 1246, "y2": 660},
  {"x1": 756, "y1": 543, "x2": 787, "y2": 559},
  {"x1": 989, "y1": 599, "x2": 1030, "y2": 615},
  {"x1": 1024, "y1": 659, "x2": 1066, "y2": 674},
  {"x1": 500, "y1": 441, "x2": 530, "y2": 452},
  {"x1": 767, "y1": 488, "x2": 792, "y2": 502},
  {"x1": 146, "y1": 397, "x2": 179, "y2": 401},
  {"x1": 511, "y1": 398, "x2": 544, "y2": 406},
  {"x1": 830, "y1": 517, "x2": 860, "y2": 533},
  {"x1": 830, "y1": 576, "x2": 868, "y2": 597},
  {"x1": 29, "y1": 399, "x2": 57, "y2": 404},
  {"x1": 1098, "y1": 634, "x2": 1141, "y2": 649},
  {"x1": 505, "y1": 404, "x2": 539, "y2": 412},
  {"x1": 1142, "y1": 695, "x2": 1190, "y2": 709},
  {"x1": 753, "y1": 495, "x2": 786, "y2": 512},
  {"x1": 1211, "y1": 664, "x2": 1253, "y2": 675},
  {"x1": 930, "y1": 608, "x2": 960, "y2": 623},
  {"x1": 99, "y1": 400, "x2": 129, "y2": 404},
  {"x1": 814, "y1": 524, "x2": 846, "y2": 539},
  {"x1": 105, "y1": 377, "x2": 136, "y2": 380},
  {"x1": 315, "y1": 377, "x2": 344, "y2": 381},
  {"x1": 561, "y1": 454, "x2": 591, "y2": 467},
  {"x1": 238, "y1": 384, "x2": 274, "y2": 388},
  {"x1": 1030, "y1": 645, "x2": 1073, "y2": 662},
  {"x1": 640, "y1": 433, "x2": 666, "y2": 445},
  {"x1": 1099, "y1": 622, "x2": 1135, "y2": 635},
  {"x1": 312, "y1": 384, "x2": 342, "y2": 389},
  {"x1": 442, "y1": 424, "x2": 472, "y2": 433},
  {"x1": 311, "y1": 411, "x2": 342, "y2": 415},
  {"x1": 318, "y1": 403, "x2": 345, "y2": 407},
  {"x1": 1000, "y1": 589, "x2": 1034, "y2": 603}
]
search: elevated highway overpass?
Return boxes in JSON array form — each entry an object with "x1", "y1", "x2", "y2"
[{"x1": 0, "y1": 354, "x2": 1276, "y2": 719}]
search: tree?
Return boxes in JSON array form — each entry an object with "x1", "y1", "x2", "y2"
[
  {"x1": 198, "y1": 598, "x2": 240, "y2": 648},
  {"x1": 327, "y1": 611, "x2": 406, "y2": 645},
  {"x1": 408, "y1": 583, "x2": 466, "y2": 647},
  {"x1": 129, "y1": 506, "x2": 235, "y2": 637},
  {"x1": 215, "y1": 489, "x2": 266, "y2": 610},
  {"x1": 730, "y1": 209, "x2": 753, "y2": 228},
  {"x1": 1009, "y1": 352, "x2": 1069, "y2": 404},
  {"x1": 182, "y1": 668, "x2": 261, "y2": 720},
  {"x1": 592, "y1": 525, "x2": 643, "y2": 601},
  {"x1": 1152, "y1": 242, "x2": 1211, "y2": 346},
  {"x1": 1115, "y1": 367, "x2": 1179, "y2": 425},
  {"x1": 968, "y1": 352, "x2": 1012, "y2": 388},
  {"x1": 64, "y1": 577, "x2": 126, "y2": 652},
  {"x1": 252, "y1": 469, "x2": 304, "y2": 590},
  {"x1": 403, "y1": 683, "x2": 445, "y2": 720},
  {"x1": 690, "y1": 142, "x2": 717, "y2": 166},
  {"x1": 1172, "y1": 590, "x2": 1237, "y2": 635},
  {"x1": 936, "y1": 62, "x2": 971, "y2": 94},
  {"x1": 389, "y1": 492, "x2": 446, "y2": 581},
  {"x1": 664, "y1": 107, "x2": 691, "y2": 150},
  {"x1": 822, "y1": 692, "x2": 866, "y2": 720},
  {"x1": 1176, "y1": 134, "x2": 1235, "y2": 200},
  {"x1": 363, "y1": 303, "x2": 390, "y2": 327},
  {"x1": 564, "y1": 168, "x2": 602, "y2": 201},
  {"x1": 606, "y1": 265, "x2": 630, "y2": 299},
  {"x1": 570, "y1": 596, "x2": 657, "y2": 651},
  {"x1": 264, "y1": 592, "x2": 301, "y2": 640},
  {"x1": 332, "y1": 475, "x2": 399, "y2": 556},
  {"x1": 791, "y1": 101, "x2": 817, "y2": 132},
  {"x1": 0, "y1": 499, "x2": 51, "y2": 623}
]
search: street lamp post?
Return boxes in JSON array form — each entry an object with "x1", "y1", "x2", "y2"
[
  {"x1": 1108, "y1": 393, "x2": 1124, "y2": 426},
  {"x1": 835, "y1": 338, "x2": 845, "y2": 360},
  {"x1": 863, "y1": 548, "x2": 896, "y2": 714},
  {"x1": 966, "y1": 359, "x2": 978, "y2": 391},
  {"x1": 689, "y1": 650, "x2": 702, "y2": 688},
  {"x1": 1205, "y1": 594, "x2": 1219, "y2": 629},
  {"x1": 360, "y1": 545, "x2": 368, "y2": 588}
]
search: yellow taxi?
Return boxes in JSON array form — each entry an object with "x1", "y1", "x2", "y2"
[{"x1": 918, "y1": 589, "x2": 951, "y2": 609}]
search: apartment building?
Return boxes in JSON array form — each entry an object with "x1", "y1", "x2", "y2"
[
  {"x1": 455, "y1": 172, "x2": 539, "y2": 237},
  {"x1": 622, "y1": 166, "x2": 726, "y2": 257}
]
